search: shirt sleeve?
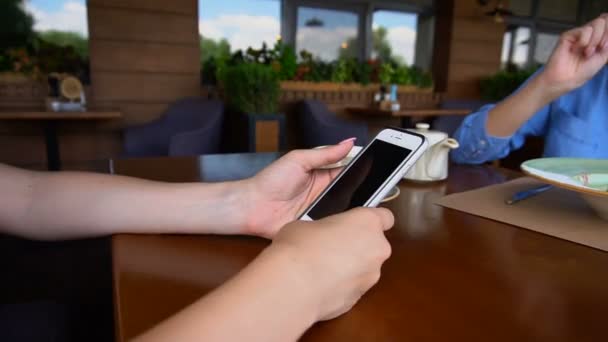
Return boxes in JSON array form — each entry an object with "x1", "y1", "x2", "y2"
[{"x1": 451, "y1": 71, "x2": 551, "y2": 165}]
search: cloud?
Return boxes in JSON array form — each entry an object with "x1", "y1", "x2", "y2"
[
  {"x1": 201, "y1": 13, "x2": 418, "y2": 64},
  {"x1": 24, "y1": 1, "x2": 88, "y2": 36},
  {"x1": 199, "y1": 14, "x2": 280, "y2": 51},
  {"x1": 296, "y1": 26, "x2": 357, "y2": 61},
  {"x1": 386, "y1": 26, "x2": 416, "y2": 65}
]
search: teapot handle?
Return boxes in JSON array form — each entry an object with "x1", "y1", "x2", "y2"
[{"x1": 425, "y1": 138, "x2": 459, "y2": 180}]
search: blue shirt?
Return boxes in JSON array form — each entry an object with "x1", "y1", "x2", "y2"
[{"x1": 452, "y1": 67, "x2": 608, "y2": 164}]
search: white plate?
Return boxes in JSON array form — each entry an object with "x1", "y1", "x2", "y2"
[{"x1": 521, "y1": 158, "x2": 608, "y2": 221}]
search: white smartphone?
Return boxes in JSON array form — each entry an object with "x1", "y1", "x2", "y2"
[{"x1": 300, "y1": 127, "x2": 428, "y2": 221}]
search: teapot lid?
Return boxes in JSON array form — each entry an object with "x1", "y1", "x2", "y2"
[{"x1": 409, "y1": 123, "x2": 447, "y2": 146}]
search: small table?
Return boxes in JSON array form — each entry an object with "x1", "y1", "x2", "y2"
[
  {"x1": 347, "y1": 107, "x2": 472, "y2": 127},
  {"x1": 110, "y1": 154, "x2": 608, "y2": 341},
  {"x1": 0, "y1": 110, "x2": 121, "y2": 170}
]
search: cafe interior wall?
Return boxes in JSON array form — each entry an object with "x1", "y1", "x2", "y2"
[
  {"x1": 0, "y1": 0, "x2": 201, "y2": 169},
  {"x1": 0, "y1": 0, "x2": 505, "y2": 168}
]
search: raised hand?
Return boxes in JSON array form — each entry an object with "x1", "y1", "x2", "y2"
[{"x1": 540, "y1": 14, "x2": 608, "y2": 97}]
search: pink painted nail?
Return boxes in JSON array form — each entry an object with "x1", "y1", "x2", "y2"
[{"x1": 339, "y1": 137, "x2": 357, "y2": 145}]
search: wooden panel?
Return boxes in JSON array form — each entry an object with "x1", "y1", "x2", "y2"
[
  {"x1": 432, "y1": 0, "x2": 455, "y2": 92},
  {"x1": 91, "y1": 73, "x2": 200, "y2": 102},
  {"x1": 88, "y1": 6, "x2": 198, "y2": 44},
  {"x1": 450, "y1": 40, "x2": 503, "y2": 64},
  {"x1": 90, "y1": 41, "x2": 199, "y2": 74},
  {"x1": 88, "y1": 0, "x2": 197, "y2": 15},
  {"x1": 0, "y1": 135, "x2": 46, "y2": 165},
  {"x1": 446, "y1": 80, "x2": 482, "y2": 99},
  {"x1": 93, "y1": 102, "x2": 168, "y2": 126},
  {"x1": 453, "y1": 0, "x2": 491, "y2": 17},
  {"x1": 0, "y1": 111, "x2": 121, "y2": 120},
  {"x1": 59, "y1": 132, "x2": 122, "y2": 161},
  {"x1": 448, "y1": 62, "x2": 500, "y2": 82},
  {"x1": 255, "y1": 121, "x2": 279, "y2": 152},
  {"x1": 452, "y1": 18, "x2": 505, "y2": 42}
]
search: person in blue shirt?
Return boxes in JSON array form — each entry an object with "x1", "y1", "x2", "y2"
[{"x1": 453, "y1": 14, "x2": 608, "y2": 164}]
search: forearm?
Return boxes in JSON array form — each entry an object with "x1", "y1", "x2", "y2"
[
  {"x1": 135, "y1": 245, "x2": 317, "y2": 342},
  {"x1": 13, "y1": 171, "x2": 254, "y2": 240},
  {"x1": 486, "y1": 73, "x2": 558, "y2": 137}
]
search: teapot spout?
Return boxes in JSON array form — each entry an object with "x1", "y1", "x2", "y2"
[{"x1": 441, "y1": 138, "x2": 460, "y2": 150}]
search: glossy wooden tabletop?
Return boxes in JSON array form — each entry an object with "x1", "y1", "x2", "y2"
[{"x1": 111, "y1": 154, "x2": 608, "y2": 342}]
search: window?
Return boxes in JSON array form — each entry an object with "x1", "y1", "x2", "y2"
[
  {"x1": 2, "y1": 0, "x2": 90, "y2": 80},
  {"x1": 533, "y1": 32, "x2": 559, "y2": 64},
  {"x1": 501, "y1": 26, "x2": 530, "y2": 68},
  {"x1": 296, "y1": 6, "x2": 359, "y2": 61},
  {"x1": 198, "y1": 0, "x2": 281, "y2": 63},
  {"x1": 372, "y1": 10, "x2": 418, "y2": 65}
]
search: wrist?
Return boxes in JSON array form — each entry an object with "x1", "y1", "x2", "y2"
[
  {"x1": 259, "y1": 244, "x2": 320, "y2": 328},
  {"x1": 534, "y1": 71, "x2": 571, "y2": 103}
]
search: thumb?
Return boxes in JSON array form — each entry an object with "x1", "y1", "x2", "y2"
[{"x1": 287, "y1": 138, "x2": 356, "y2": 170}]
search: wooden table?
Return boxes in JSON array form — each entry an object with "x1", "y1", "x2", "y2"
[
  {"x1": 111, "y1": 154, "x2": 608, "y2": 342},
  {"x1": 347, "y1": 107, "x2": 472, "y2": 127},
  {"x1": 0, "y1": 110, "x2": 121, "y2": 171}
]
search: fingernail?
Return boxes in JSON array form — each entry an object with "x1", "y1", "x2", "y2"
[{"x1": 339, "y1": 137, "x2": 357, "y2": 145}]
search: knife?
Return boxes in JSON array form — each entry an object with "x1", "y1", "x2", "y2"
[{"x1": 505, "y1": 184, "x2": 553, "y2": 205}]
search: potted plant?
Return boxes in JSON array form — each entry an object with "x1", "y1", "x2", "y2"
[{"x1": 219, "y1": 62, "x2": 285, "y2": 152}]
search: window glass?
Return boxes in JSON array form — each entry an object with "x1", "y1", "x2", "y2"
[
  {"x1": 372, "y1": 10, "x2": 418, "y2": 65},
  {"x1": 534, "y1": 32, "x2": 559, "y2": 64},
  {"x1": 501, "y1": 31, "x2": 513, "y2": 67},
  {"x1": 6, "y1": 0, "x2": 90, "y2": 80},
  {"x1": 199, "y1": 0, "x2": 281, "y2": 63},
  {"x1": 296, "y1": 6, "x2": 359, "y2": 61},
  {"x1": 512, "y1": 27, "x2": 531, "y2": 68}
]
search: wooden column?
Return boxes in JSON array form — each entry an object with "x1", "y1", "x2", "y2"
[
  {"x1": 86, "y1": 0, "x2": 201, "y2": 150},
  {"x1": 433, "y1": 0, "x2": 506, "y2": 100}
]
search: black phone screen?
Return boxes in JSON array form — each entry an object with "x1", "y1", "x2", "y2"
[{"x1": 306, "y1": 139, "x2": 412, "y2": 220}]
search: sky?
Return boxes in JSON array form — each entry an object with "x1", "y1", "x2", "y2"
[
  {"x1": 23, "y1": 0, "x2": 419, "y2": 64},
  {"x1": 199, "y1": 0, "x2": 418, "y2": 63},
  {"x1": 24, "y1": 0, "x2": 88, "y2": 36}
]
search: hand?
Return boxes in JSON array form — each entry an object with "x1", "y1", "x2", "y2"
[
  {"x1": 539, "y1": 14, "x2": 608, "y2": 98},
  {"x1": 270, "y1": 207, "x2": 394, "y2": 321},
  {"x1": 243, "y1": 138, "x2": 356, "y2": 238}
]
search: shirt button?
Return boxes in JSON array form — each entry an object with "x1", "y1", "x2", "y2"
[{"x1": 479, "y1": 140, "x2": 487, "y2": 147}]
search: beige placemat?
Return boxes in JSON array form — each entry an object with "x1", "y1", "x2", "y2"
[{"x1": 435, "y1": 177, "x2": 608, "y2": 251}]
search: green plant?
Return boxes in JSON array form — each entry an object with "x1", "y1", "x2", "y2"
[
  {"x1": 1, "y1": 48, "x2": 39, "y2": 76},
  {"x1": 0, "y1": 0, "x2": 36, "y2": 52},
  {"x1": 378, "y1": 62, "x2": 394, "y2": 85},
  {"x1": 274, "y1": 42, "x2": 297, "y2": 81},
  {"x1": 391, "y1": 65, "x2": 411, "y2": 85},
  {"x1": 410, "y1": 66, "x2": 433, "y2": 88},
  {"x1": 331, "y1": 58, "x2": 352, "y2": 83},
  {"x1": 219, "y1": 63, "x2": 280, "y2": 114},
  {"x1": 480, "y1": 68, "x2": 537, "y2": 101},
  {"x1": 296, "y1": 50, "x2": 333, "y2": 82}
]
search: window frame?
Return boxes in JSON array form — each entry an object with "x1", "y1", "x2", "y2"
[
  {"x1": 282, "y1": 0, "x2": 433, "y2": 61},
  {"x1": 502, "y1": 0, "x2": 608, "y2": 68}
]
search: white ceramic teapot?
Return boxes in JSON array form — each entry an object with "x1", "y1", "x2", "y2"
[{"x1": 404, "y1": 123, "x2": 459, "y2": 182}]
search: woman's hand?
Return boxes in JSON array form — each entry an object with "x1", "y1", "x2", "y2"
[
  {"x1": 136, "y1": 207, "x2": 394, "y2": 342},
  {"x1": 243, "y1": 138, "x2": 356, "y2": 238},
  {"x1": 270, "y1": 207, "x2": 394, "y2": 321},
  {"x1": 539, "y1": 14, "x2": 608, "y2": 99}
]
